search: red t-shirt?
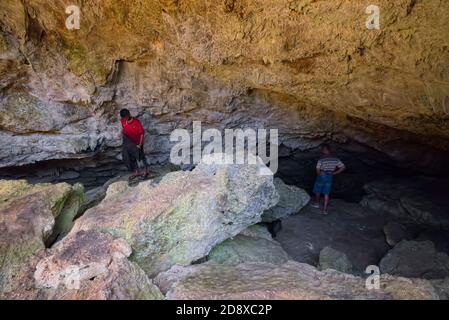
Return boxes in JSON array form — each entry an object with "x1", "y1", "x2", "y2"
[{"x1": 121, "y1": 118, "x2": 144, "y2": 145}]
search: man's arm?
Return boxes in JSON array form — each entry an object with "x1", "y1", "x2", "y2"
[
  {"x1": 333, "y1": 163, "x2": 346, "y2": 175},
  {"x1": 136, "y1": 120, "x2": 145, "y2": 148}
]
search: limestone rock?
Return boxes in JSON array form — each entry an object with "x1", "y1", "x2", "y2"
[
  {"x1": 276, "y1": 199, "x2": 389, "y2": 273},
  {"x1": 319, "y1": 246, "x2": 354, "y2": 274},
  {"x1": 0, "y1": 180, "x2": 84, "y2": 297},
  {"x1": 208, "y1": 226, "x2": 290, "y2": 265},
  {"x1": 79, "y1": 174, "x2": 131, "y2": 213},
  {"x1": 361, "y1": 177, "x2": 449, "y2": 229},
  {"x1": 71, "y1": 157, "x2": 278, "y2": 276},
  {"x1": 34, "y1": 230, "x2": 163, "y2": 300},
  {"x1": 155, "y1": 261, "x2": 438, "y2": 300},
  {"x1": 380, "y1": 240, "x2": 449, "y2": 279},
  {"x1": 262, "y1": 178, "x2": 310, "y2": 222},
  {"x1": 431, "y1": 278, "x2": 449, "y2": 300},
  {"x1": 383, "y1": 221, "x2": 408, "y2": 247},
  {"x1": 239, "y1": 224, "x2": 274, "y2": 241},
  {"x1": 1, "y1": 1, "x2": 449, "y2": 175}
]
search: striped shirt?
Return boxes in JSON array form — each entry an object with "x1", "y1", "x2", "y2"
[{"x1": 316, "y1": 156, "x2": 345, "y2": 173}]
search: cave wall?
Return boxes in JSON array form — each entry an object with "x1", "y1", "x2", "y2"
[{"x1": 0, "y1": 0, "x2": 448, "y2": 173}]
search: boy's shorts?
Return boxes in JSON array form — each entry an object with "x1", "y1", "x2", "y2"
[{"x1": 313, "y1": 174, "x2": 333, "y2": 196}]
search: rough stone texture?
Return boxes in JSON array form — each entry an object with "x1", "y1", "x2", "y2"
[
  {"x1": 379, "y1": 240, "x2": 449, "y2": 279},
  {"x1": 262, "y1": 177, "x2": 310, "y2": 222},
  {"x1": 431, "y1": 278, "x2": 449, "y2": 300},
  {"x1": 71, "y1": 157, "x2": 278, "y2": 276},
  {"x1": 276, "y1": 199, "x2": 389, "y2": 273},
  {"x1": 239, "y1": 224, "x2": 274, "y2": 241},
  {"x1": 0, "y1": 180, "x2": 84, "y2": 297},
  {"x1": 208, "y1": 226, "x2": 290, "y2": 265},
  {"x1": 154, "y1": 261, "x2": 438, "y2": 300},
  {"x1": 416, "y1": 229, "x2": 449, "y2": 256},
  {"x1": 383, "y1": 221, "x2": 408, "y2": 247},
  {"x1": 362, "y1": 177, "x2": 449, "y2": 229},
  {"x1": 34, "y1": 230, "x2": 164, "y2": 300},
  {"x1": 0, "y1": 1, "x2": 448, "y2": 174},
  {"x1": 319, "y1": 246, "x2": 354, "y2": 274}
]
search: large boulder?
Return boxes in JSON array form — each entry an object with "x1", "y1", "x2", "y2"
[
  {"x1": 318, "y1": 246, "x2": 354, "y2": 274},
  {"x1": 155, "y1": 261, "x2": 438, "y2": 300},
  {"x1": 208, "y1": 225, "x2": 290, "y2": 265},
  {"x1": 0, "y1": 180, "x2": 84, "y2": 297},
  {"x1": 261, "y1": 178, "x2": 310, "y2": 222},
  {"x1": 383, "y1": 221, "x2": 409, "y2": 247},
  {"x1": 380, "y1": 240, "x2": 449, "y2": 279},
  {"x1": 431, "y1": 278, "x2": 449, "y2": 300},
  {"x1": 276, "y1": 199, "x2": 389, "y2": 273},
  {"x1": 71, "y1": 156, "x2": 279, "y2": 276},
  {"x1": 34, "y1": 230, "x2": 163, "y2": 300},
  {"x1": 239, "y1": 224, "x2": 274, "y2": 241},
  {"x1": 361, "y1": 177, "x2": 449, "y2": 229}
]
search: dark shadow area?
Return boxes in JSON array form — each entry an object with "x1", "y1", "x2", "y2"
[{"x1": 276, "y1": 141, "x2": 432, "y2": 203}]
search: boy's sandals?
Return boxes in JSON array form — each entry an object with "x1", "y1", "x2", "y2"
[
  {"x1": 320, "y1": 210, "x2": 329, "y2": 215},
  {"x1": 311, "y1": 203, "x2": 320, "y2": 209}
]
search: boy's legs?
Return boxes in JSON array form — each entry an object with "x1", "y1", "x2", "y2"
[
  {"x1": 123, "y1": 136, "x2": 140, "y2": 179},
  {"x1": 137, "y1": 146, "x2": 149, "y2": 177},
  {"x1": 312, "y1": 193, "x2": 321, "y2": 208},
  {"x1": 323, "y1": 195, "x2": 330, "y2": 213},
  {"x1": 321, "y1": 175, "x2": 333, "y2": 214},
  {"x1": 312, "y1": 176, "x2": 324, "y2": 208}
]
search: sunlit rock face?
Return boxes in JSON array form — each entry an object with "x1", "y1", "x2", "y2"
[
  {"x1": 0, "y1": 180, "x2": 84, "y2": 298},
  {"x1": 0, "y1": 0, "x2": 448, "y2": 171}
]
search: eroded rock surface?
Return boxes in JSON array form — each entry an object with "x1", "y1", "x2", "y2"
[
  {"x1": 262, "y1": 177, "x2": 310, "y2": 222},
  {"x1": 380, "y1": 240, "x2": 449, "y2": 279},
  {"x1": 362, "y1": 177, "x2": 449, "y2": 229},
  {"x1": 155, "y1": 261, "x2": 438, "y2": 300},
  {"x1": 208, "y1": 225, "x2": 290, "y2": 265},
  {"x1": 383, "y1": 221, "x2": 409, "y2": 247},
  {"x1": 0, "y1": 180, "x2": 84, "y2": 297},
  {"x1": 71, "y1": 157, "x2": 278, "y2": 276},
  {"x1": 319, "y1": 246, "x2": 354, "y2": 274},
  {"x1": 0, "y1": 1, "x2": 448, "y2": 174},
  {"x1": 34, "y1": 230, "x2": 163, "y2": 300}
]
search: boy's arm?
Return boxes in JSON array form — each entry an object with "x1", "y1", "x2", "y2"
[
  {"x1": 333, "y1": 160, "x2": 346, "y2": 175},
  {"x1": 316, "y1": 160, "x2": 322, "y2": 175}
]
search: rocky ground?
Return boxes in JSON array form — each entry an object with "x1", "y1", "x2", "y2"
[
  {"x1": 274, "y1": 175, "x2": 449, "y2": 285},
  {"x1": 1, "y1": 158, "x2": 448, "y2": 300}
]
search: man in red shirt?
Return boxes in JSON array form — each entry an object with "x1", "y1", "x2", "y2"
[{"x1": 120, "y1": 109, "x2": 149, "y2": 179}]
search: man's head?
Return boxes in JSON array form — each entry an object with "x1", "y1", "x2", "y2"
[
  {"x1": 320, "y1": 143, "x2": 331, "y2": 155},
  {"x1": 120, "y1": 109, "x2": 131, "y2": 120}
]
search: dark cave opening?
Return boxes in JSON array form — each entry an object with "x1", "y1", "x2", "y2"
[{"x1": 276, "y1": 141, "x2": 425, "y2": 203}]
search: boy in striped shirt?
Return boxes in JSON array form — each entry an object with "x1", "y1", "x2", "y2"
[{"x1": 311, "y1": 144, "x2": 346, "y2": 214}]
